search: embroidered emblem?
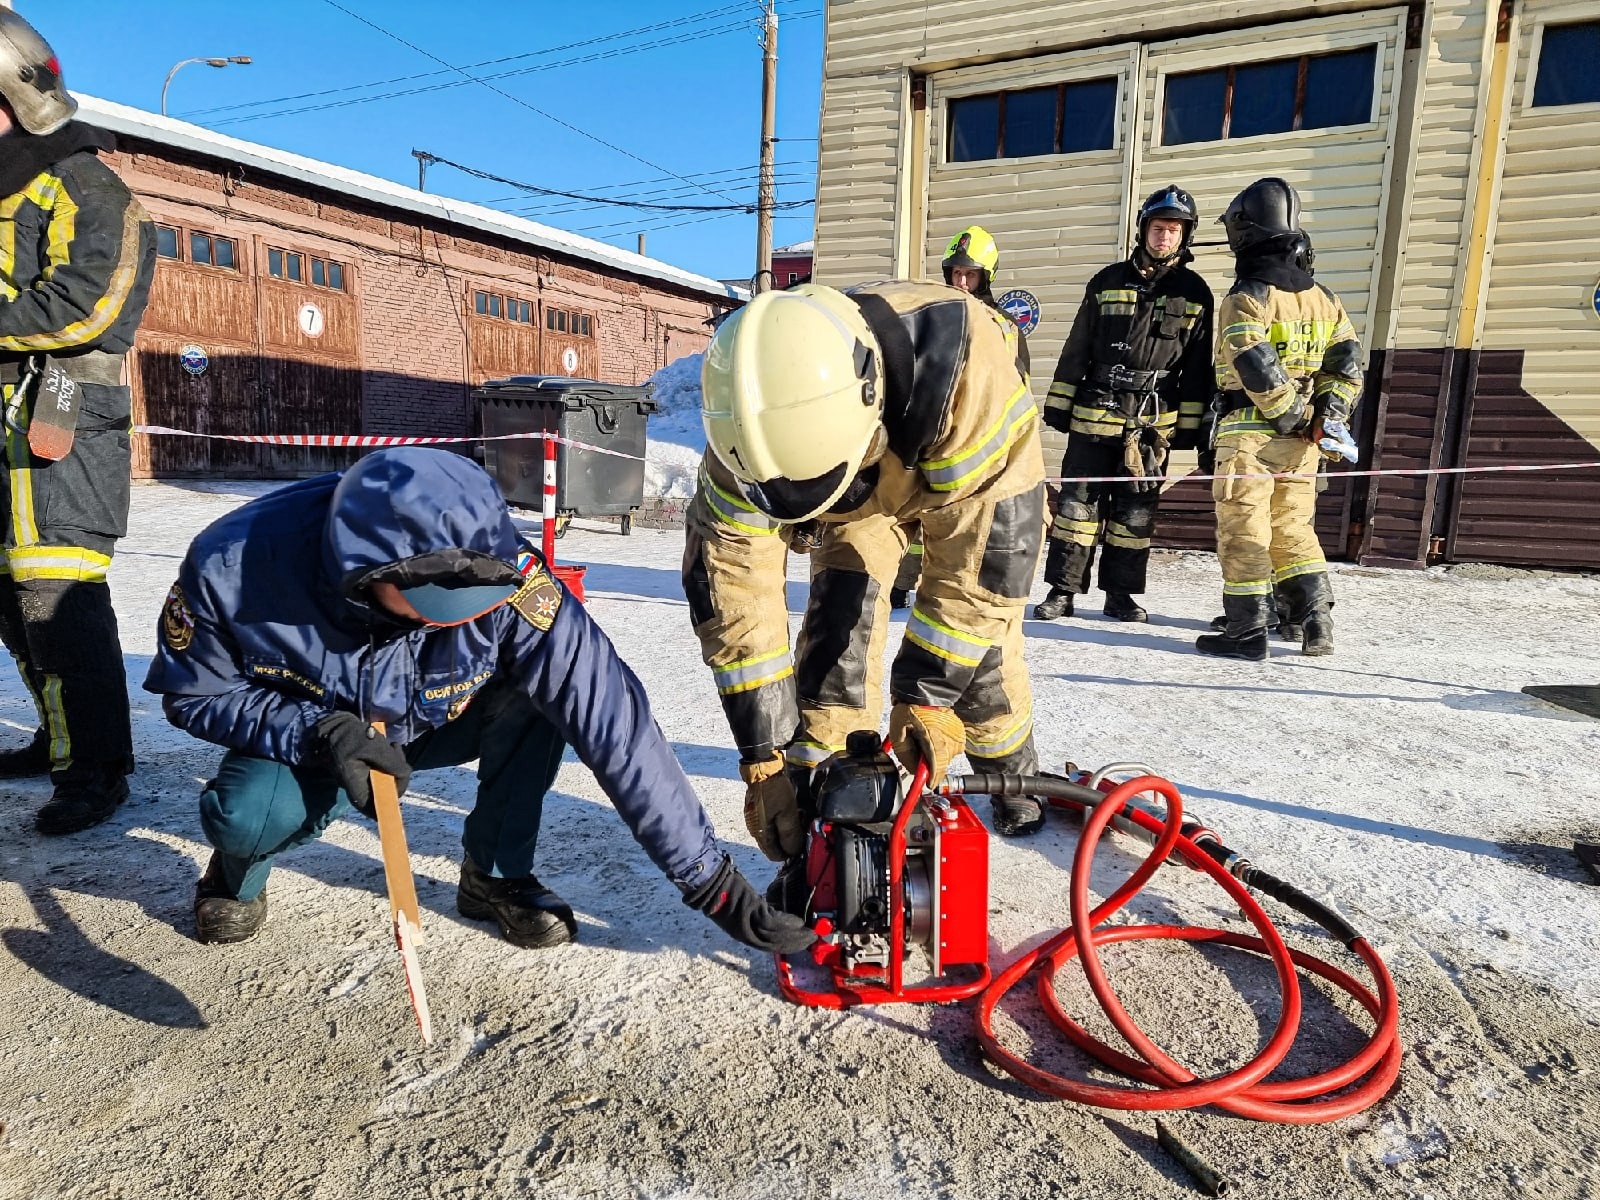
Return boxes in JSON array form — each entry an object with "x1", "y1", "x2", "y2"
[
  {"x1": 510, "y1": 565, "x2": 563, "y2": 632},
  {"x1": 160, "y1": 583, "x2": 194, "y2": 651}
]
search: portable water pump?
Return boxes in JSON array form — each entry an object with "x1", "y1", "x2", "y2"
[{"x1": 776, "y1": 730, "x2": 992, "y2": 1007}]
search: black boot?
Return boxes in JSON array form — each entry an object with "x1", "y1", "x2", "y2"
[
  {"x1": 457, "y1": 854, "x2": 577, "y2": 948},
  {"x1": 0, "y1": 729, "x2": 50, "y2": 779},
  {"x1": 1273, "y1": 590, "x2": 1302, "y2": 641},
  {"x1": 1302, "y1": 611, "x2": 1334, "y2": 656},
  {"x1": 1195, "y1": 593, "x2": 1270, "y2": 661},
  {"x1": 1032, "y1": 587, "x2": 1075, "y2": 621},
  {"x1": 889, "y1": 587, "x2": 911, "y2": 610},
  {"x1": 968, "y1": 743, "x2": 1046, "y2": 837},
  {"x1": 765, "y1": 854, "x2": 810, "y2": 916},
  {"x1": 1103, "y1": 591, "x2": 1148, "y2": 622},
  {"x1": 194, "y1": 854, "x2": 269, "y2": 944},
  {"x1": 1278, "y1": 572, "x2": 1334, "y2": 656},
  {"x1": 34, "y1": 772, "x2": 128, "y2": 836}
]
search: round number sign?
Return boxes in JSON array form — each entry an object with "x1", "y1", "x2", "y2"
[{"x1": 298, "y1": 302, "x2": 325, "y2": 338}]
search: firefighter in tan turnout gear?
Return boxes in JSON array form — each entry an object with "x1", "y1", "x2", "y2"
[
  {"x1": 1034, "y1": 186, "x2": 1214, "y2": 624},
  {"x1": 683, "y1": 281, "x2": 1049, "y2": 892},
  {"x1": 1196, "y1": 178, "x2": 1363, "y2": 662},
  {"x1": 0, "y1": 11, "x2": 156, "y2": 833}
]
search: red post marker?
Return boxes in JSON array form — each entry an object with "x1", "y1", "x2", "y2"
[{"x1": 541, "y1": 434, "x2": 558, "y2": 565}]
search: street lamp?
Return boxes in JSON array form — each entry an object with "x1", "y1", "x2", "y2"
[{"x1": 161, "y1": 56, "x2": 252, "y2": 117}]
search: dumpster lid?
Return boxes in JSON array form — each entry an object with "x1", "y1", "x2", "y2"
[{"x1": 475, "y1": 375, "x2": 657, "y2": 411}]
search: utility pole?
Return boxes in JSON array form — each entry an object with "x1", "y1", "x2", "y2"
[
  {"x1": 754, "y1": 0, "x2": 777, "y2": 293},
  {"x1": 411, "y1": 149, "x2": 436, "y2": 192}
]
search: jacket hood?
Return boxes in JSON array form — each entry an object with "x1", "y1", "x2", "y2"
[{"x1": 322, "y1": 447, "x2": 523, "y2": 614}]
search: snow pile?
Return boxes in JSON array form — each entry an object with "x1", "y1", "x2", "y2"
[{"x1": 643, "y1": 352, "x2": 707, "y2": 499}]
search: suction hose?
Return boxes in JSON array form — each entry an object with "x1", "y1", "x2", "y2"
[{"x1": 949, "y1": 773, "x2": 1402, "y2": 1123}]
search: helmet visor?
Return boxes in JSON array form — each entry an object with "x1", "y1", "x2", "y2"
[{"x1": 741, "y1": 461, "x2": 851, "y2": 522}]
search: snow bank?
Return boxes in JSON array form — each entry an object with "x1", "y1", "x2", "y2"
[{"x1": 643, "y1": 352, "x2": 706, "y2": 499}]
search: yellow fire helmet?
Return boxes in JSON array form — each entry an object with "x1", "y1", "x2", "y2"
[
  {"x1": 701, "y1": 284, "x2": 885, "y2": 522},
  {"x1": 941, "y1": 225, "x2": 1000, "y2": 278}
]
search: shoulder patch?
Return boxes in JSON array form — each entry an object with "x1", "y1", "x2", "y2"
[
  {"x1": 161, "y1": 583, "x2": 194, "y2": 651},
  {"x1": 510, "y1": 566, "x2": 564, "y2": 631}
]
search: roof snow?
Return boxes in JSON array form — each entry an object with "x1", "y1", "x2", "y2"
[{"x1": 76, "y1": 94, "x2": 747, "y2": 305}]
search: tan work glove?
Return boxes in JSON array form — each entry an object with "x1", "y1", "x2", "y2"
[
  {"x1": 888, "y1": 703, "x2": 965, "y2": 787},
  {"x1": 740, "y1": 753, "x2": 805, "y2": 861}
]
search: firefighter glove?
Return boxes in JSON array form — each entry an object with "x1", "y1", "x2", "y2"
[
  {"x1": 740, "y1": 753, "x2": 805, "y2": 861},
  {"x1": 682, "y1": 854, "x2": 817, "y2": 955},
  {"x1": 309, "y1": 712, "x2": 412, "y2": 818},
  {"x1": 889, "y1": 702, "x2": 965, "y2": 787}
]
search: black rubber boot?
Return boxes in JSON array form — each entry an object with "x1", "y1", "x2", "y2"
[
  {"x1": 194, "y1": 854, "x2": 269, "y2": 945},
  {"x1": 1032, "y1": 587, "x2": 1075, "y2": 621},
  {"x1": 0, "y1": 729, "x2": 50, "y2": 779},
  {"x1": 1195, "y1": 593, "x2": 1271, "y2": 662},
  {"x1": 1278, "y1": 573, "x2": 1335, "y2": 656},
  {"x1": 889, "y1": 587, "x2": 911, "y2": 610},
  {"x1": 1302, "y1": 612, "x2": 1334, "y2": 656},
  {"x1": 968, "y1": 742, "x2": 1046, "y2": 838},
  {"x1": 1273, "y1": 590, "x2": 1302, "y2": 641},
  {"x1": 34, "y1": 772, "x2": 129, "y2": 836},
  {"x1": 1103, "y1": 591, "x2": 1148, "y2": 622},
  {"x1": 457, "y1": 855, "x2": 577, "y2": 948}
]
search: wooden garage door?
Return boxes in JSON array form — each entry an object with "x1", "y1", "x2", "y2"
[{"x1": 926, "y1": 44, "x2": 1142, "y2": 465}]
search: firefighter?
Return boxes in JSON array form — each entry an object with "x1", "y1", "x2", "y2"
[
  {"x1": 684, "y1": 280, "x2": 1049, "y2": 882},
  {"x1": 889, "y1": 226, "x2": 1029, "y2": 609},
  {"x1": 0, "y1": 11, "x2": 156, "y2": 834},
  {"x1": 1034, "y1": 186, "x2": 1214, "y2": 623},
  {"x1": 1196, "y1": 178, "x2": 1363, "y2": 661},
  {"x1": 143, "y1": 447, "x2": 815, "y2": 956}
]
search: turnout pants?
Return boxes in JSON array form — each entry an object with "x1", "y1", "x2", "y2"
[
  {"x1": 1042, "y1": 434, "x2": 1161, "y2": 595},
  {"x1": 787, "y1": 488, "x2": 1043, "y2": 778},
  {"x1": 199, "y1": 678, "x2": 567, "y2": 901},
  {"x1": 0, "y1": 377, "x2": 134, "y2": 784},
  {"x1": 1212, "y1": 433, "x2": 1329, "y2": 619}
]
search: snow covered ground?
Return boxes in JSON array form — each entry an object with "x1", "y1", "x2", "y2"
[
  {"x1": 1, "y1": 480, "x2": 1598, "y2": 1200},
  {"x1": 642, "y1": 352, "x2": 706, "y2": 500}
]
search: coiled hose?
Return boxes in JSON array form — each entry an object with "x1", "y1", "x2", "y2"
[{"x1": 949, "y1": 773, "x2": 1402, "y2": 1123}]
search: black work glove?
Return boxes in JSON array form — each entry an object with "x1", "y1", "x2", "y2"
[
  {"x1": 309, "y1": 712, "x2": 412, "y2": 818},
  {"x1": 682, "y1": 855, "x2": 817, "y2": 955}
]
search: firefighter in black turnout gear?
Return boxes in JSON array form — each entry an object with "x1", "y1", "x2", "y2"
[
  {"x1": 1035, "y1": 186, "x2": 1213, "y2": 622},
  {"x1": 0, "y1": 11, "x2": 156, "y2": 834}
]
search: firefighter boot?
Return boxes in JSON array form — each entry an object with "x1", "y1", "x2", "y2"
[
  {"x1": 0, "y1": 729, "x2": 50, "y2": 778},
  {"x1": 1274, "y1": 588, "x2": 1303, "y2": 642},
  {"x1": 1195, "y1": 593, "x2": 1271, "y2": 661},
  {"x1": 457, "y1": 854, "x2": 577, "y2": 949},
  {"x1": 1103, "y1": 591, "x2": 1148, "y2": 622},
  {"x1": 969, "y1": 742, "x2": 1046, "y2": 838},
  {"x1": 194, "y1": 853, "x2": 269, "y2": 945},
  {"x1": 1032, "y1": 587, "x2": 1075, "y2": 621},
  {"x1": 35, "y1": 772, "x2": 129, "y2": 836},
  {"x1": 1280, "y1": 573, "x2": 1334, "y2": 656}
]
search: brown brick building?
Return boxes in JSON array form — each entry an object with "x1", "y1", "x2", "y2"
[{"x1": 77, "y1": 95, "x2": 742, "y2": 478}]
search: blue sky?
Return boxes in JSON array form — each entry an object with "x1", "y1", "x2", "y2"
[{"x1": 36, "y1": 1, "x2": 823, "y2": 282}]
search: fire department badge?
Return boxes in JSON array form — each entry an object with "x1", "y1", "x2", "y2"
[
  {"x1": 510, "y1": 566, "x2": 563, "y2": 632},
  {"x1": 161, "y1": 583, "x2": 195, "y2": 651}
]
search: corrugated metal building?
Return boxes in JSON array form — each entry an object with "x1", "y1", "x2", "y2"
[
  {"x1": 73, "y1": 96, "x2": 742, "y2": 480},
  {"x1": 812, "y1": 0, "x2": 1600, "y2": 569}
]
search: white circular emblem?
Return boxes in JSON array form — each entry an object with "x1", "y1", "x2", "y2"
[
  {"x1": 561, "y1": 346, "x2": 579, "y2": 374},
  {"x1": 298, "y1": 302, "x2": 325, "y2": 338}
]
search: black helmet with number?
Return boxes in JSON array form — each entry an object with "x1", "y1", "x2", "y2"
[
  {"x1": 0, "y1": 9, "x2": 76, "y2": 135},
  {"x1": 1136, "y1": 184, "x2": 1199, "y2": 258},
  {"x1": 1219, "y1": 177, "x2": 1303, "y2": 255}
]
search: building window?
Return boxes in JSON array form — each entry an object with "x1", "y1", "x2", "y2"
[
  {"x1": 788, "y1": 272, "x2": 799, "y2": 285},
  {"x1": 190, "y1": 231, "x2": 237, "y2": 270},
  {"x1": 155, "y1": 225, "x2": 180, "y2": 260},
  {"x1": 1162, "y1": 45, "x2": 1377, "y2": 145},
  {"x1": 947, "y1": 77, "x2": 1118, "y2": 162},
  {"x1": 509, "y1": 298, "x2": 532, "y2": 324},
  {"x1": 474, "y1": 291, "x2": 534, "y2": 322},
  {"x1": 1533, "y1": 22, "x2": 1600, "y2": 107},
  {"x1": 309, "y1": 256, "x2": 345, "y2": 291},
  {"x1": 542, "y1": 307, "x2": 592, "y2": 335},
  {"x1": 268, "y1": 248, "x2": 303, "y2": 282}
]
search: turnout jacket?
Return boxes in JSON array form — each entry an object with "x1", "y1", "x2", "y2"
[
  {"x1": 1042, "y1": 256, "x2": 1213, "y2": 447},
  {"x1": 1214, "y1": 276, "x2": 1363, "y2": 442},
  {"x1": 144, "y1": 448, "x2": 721, "y2": 891},
  {"x1": 1, "y1": 125, "x2": 154, "y2": 362},
  {"x1": 686, "y1": 280, "x2": 1045, "y2": 763}
]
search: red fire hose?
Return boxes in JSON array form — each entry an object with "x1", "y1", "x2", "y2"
[{"x1": 957, "y1": 774, "x2": 1403, "y2": 1123}]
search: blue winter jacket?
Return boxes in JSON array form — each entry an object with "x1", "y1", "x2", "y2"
[{"x1": 143, "y1": 447, "x2": 722, "y2": 891}]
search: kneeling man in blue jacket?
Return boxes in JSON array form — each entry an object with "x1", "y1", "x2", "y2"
[{"x1": 144, "y1": 446, "x2": 814, "y2": 955}]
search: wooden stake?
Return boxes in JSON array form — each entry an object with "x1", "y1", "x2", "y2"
[{"x1": 370, "y1": 721, "x2": 433, "y2": 1043}]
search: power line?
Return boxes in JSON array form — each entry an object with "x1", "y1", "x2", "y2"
[
  {"x1": 316, "y1": 0, "x2": 740, "y2": 204},
  {"x1": 421, "y1": 152, "x2": 812, "y2": 214},
  {"x1": 500, "y1": 169, "x2": 815, "y2": 219},
  {"x1": 184, "y1": 2, "x2": 751, "y2": 118}
]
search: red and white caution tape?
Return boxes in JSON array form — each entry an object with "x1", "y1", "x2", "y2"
[{"x1": 132, "y1": 425, "x2": 1600, "y2": 485}]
